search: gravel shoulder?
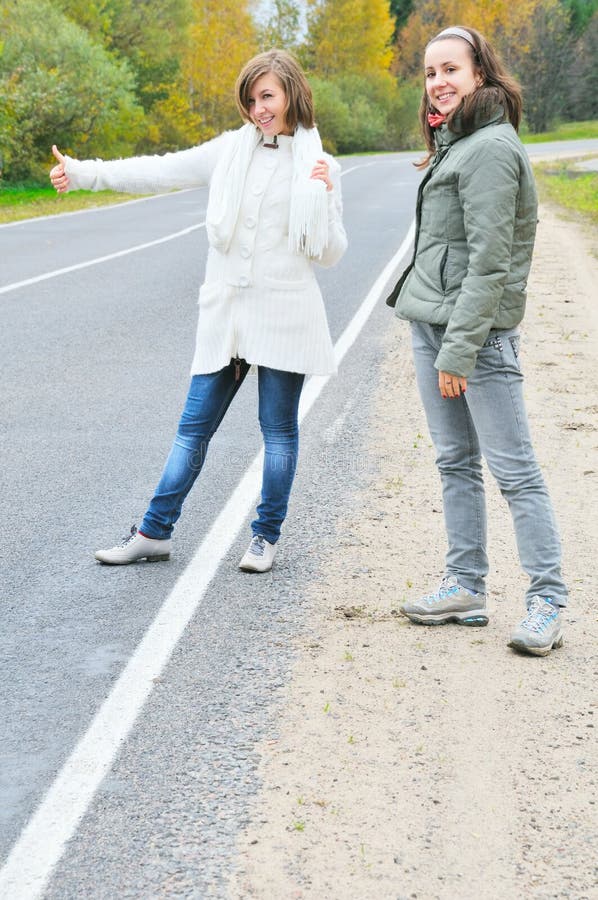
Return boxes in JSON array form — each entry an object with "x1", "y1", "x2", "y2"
[{"x1": 227, "y1": 204, "x2": 598, "y2": 900}]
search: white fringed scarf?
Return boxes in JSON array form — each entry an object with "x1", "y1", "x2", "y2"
[{"x1": 206, "y1": 123, "x2": 330, "y2": 259}]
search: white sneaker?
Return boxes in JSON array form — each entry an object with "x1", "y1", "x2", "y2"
[
  {"x1": 95, "y1": 525, "x2": 171, "y2": 565},
  {"x1": 238, "y1": 534, "x2": 277, "y2": 573}
]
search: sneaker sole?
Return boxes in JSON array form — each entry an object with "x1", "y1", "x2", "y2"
[
  {"x1": 508, "y1": 633, "x2": 564, "y2": 657},
  {"x1": 238, "y1": 562, "x2": 273, "y2": 573},
  {"x1": 95, "y1": 553, "x2": 171, "y2": 565},
  {"x1": 400, "y1": 609, "x2": 489, "y2": 627}
]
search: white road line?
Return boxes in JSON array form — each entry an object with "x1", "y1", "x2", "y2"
[
  {"x1": 0, "y1": 219, "x2": 415, "y2": 900},
  {"x1": 340, "y1": 162, "x2": 378, "y2": 175},
  {"x1": 0, "y1": 223, "x2": 206, "y2": 296}
]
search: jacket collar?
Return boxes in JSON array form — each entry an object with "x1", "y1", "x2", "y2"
[{"x1": 434, "y1": 103, "x2": 505, "y2": 151}]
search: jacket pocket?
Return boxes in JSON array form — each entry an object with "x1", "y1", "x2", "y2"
[
  {"x1": 386, "y1": 263, "x2": 413, "y2": 308},
  {"x1": 439, "y1": 246, "x2": 449, "y2": 293},
  {"x1": 263, "y1": 274, "x2": 311, "y2": 291},
  {"x1": 197, "y1": 281, "x2": 225, "y2": 307}
]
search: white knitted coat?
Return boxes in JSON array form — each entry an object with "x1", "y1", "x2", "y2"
[{"x1": 64, "y1": 131, "x2": 348, "y2": 375}]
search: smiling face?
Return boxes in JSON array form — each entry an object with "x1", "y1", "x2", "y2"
[
  {"x1": 424, "y1": 37, "x2": 482, "y2": 116},
  {"x1": 247, "y1": 73, "x2": 291, "y2": 137}
]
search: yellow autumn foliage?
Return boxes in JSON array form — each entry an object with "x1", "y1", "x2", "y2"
[
  {"x1": 305, "y1": 0, "x2": 396, "y2": 77},
  {"x1": 183, "y1": 0, "x2": 259, "y2": 140},
  {"x1": 394, "y1": 0, "x2": 543, "y2": 78}
]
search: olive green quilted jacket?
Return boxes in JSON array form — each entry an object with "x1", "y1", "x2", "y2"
[{"x1": 387, "y1": 107, "x2": 537, "y2": 377}]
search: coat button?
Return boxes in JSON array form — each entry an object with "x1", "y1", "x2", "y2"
[
  {"x1": 240, "y1": 246, "x2": 251, "y2": 259},
  {"x1": 239, "y1": 275, "x2": 250, "y2": 287},
  {"x1": 252, "y1": 184, "x2": 264, "y2": 195},
  {"x1": 245, "y1": 216, "x2": 256, "y2": 229}
]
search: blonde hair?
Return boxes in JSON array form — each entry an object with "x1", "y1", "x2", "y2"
[{"x1": 235, "y1": 49, "x2": 315, "y2": 132}]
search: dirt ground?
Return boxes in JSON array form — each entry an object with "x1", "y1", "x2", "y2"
[{"x1": 227, "y1": 203, "x2": 598, "y2": 900}]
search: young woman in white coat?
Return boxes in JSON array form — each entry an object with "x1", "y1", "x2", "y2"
[{"x1": 49, "y1": 49, "x2": 347, "y2": 572}]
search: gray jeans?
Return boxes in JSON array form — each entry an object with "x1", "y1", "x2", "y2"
[{"x1": 410, "y1": 321, "x2": 567, "y2": 607}]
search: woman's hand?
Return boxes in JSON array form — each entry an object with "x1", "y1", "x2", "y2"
[
  {"x1": 310, "y1": 158, "x2": 332, "y2": 191},
  {"x1": 49, "y1": 145, "x2": 70, "y2": 193},
  {"x1": 438, "y1": 371, "x2": 467, "y2": 399}
]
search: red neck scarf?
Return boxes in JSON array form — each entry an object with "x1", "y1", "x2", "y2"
[{"x1": 427, "y1": 112, "x2": 447, "y2": 128}]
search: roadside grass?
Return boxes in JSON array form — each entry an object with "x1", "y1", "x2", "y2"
[
  {"x1": 533, "y1": 158, "x2": 598, "y2": 226},
  {"x1": 1, "y1": 119, "x2": 596, "y2": 224},
  {"x1": 521, "y1": 119, "x2": 598, "y2": 143},
  {"x1": 0, "y1": 183, "x2": 141, "y2": 224}
]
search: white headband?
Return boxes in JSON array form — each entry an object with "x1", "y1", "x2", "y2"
[{"x1": 429, "y1": 26, "x2": 476, "y2": 49}]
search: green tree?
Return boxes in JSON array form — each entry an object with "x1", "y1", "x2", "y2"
[
  {"x1": 567, "y1": 9, "x2": 598, "y2": 118},
  {"x1": 389, "y1": 0, "x2": 415, "y2": 36},
  {"x1": 59, "y1": 0, "x2": 262, "y2": 151},
  {"x1": 302, "y1": 0, "x2": 419, "y2": 153},
  {"x1": 312, "y1": 71, "x2": 421, "y2": 153},
  {"x1": 57, "y1": 0, "x2": 193, "y2": 149},
  {"x1": 51, "y1": 0, "x2": 113, "y2": 42},
  {"x1": 310, "y1": 78, "x2": 352, "y2": 153},
  {"x1": 258, "y1": 0, "x2": 303, "y2": 51},
  {"x1": 561, "y1": 0, "x2": 598, "y2": 33},
  {"x1": 0, "y1": 0, "x2": 144, "y2": 181},
  {"x1": 512, "y1": 0, "x2": 572, "y2": 131},
  {"x1": 97, "y1": 0, "x2": 192, "y2": 111}
]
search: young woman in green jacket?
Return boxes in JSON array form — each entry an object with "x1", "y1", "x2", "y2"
[{"x1": 388, "y1": 26, "x2": 567, "y2": 655}]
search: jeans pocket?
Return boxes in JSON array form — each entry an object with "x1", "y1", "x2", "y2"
[
  {"x1": 508, "y1": 335, "x2": 522, "y2": 372},
  {"x1": 482, "y1": 334, "x2": 504, "y2": 352},
  {"x1": 478, "y1": 331, "x2": 522, "y2": 376}
]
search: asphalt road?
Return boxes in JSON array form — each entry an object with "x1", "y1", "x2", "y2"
[
  {"x1": 1, "y1": 138, "x2": 596, "y2": 898},
  {"x1": 1, "y1": 147, "x2": 420, "y2": 898}
]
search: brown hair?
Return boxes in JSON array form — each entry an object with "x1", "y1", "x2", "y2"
[
  {"x1": 235, "y1": 49, "x2": 315, "y2": 132},
  {"x1": 417, "y1": 26, "x2": 523, "y2": 168}
]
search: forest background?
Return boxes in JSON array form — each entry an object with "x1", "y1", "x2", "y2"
[{"x1": 0, "y1": 0, "x2": 597, "y2": 182}]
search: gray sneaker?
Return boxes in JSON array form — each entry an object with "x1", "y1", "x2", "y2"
[
  {"x1": 238, "y1": 534, "x2": 276, "y2": 573},
  {"x1": 508, "y1": 596, "x2": 563, "y2": 656},
  {"x1": 94, "y1": 525, "x2": 171, "y2": 565},
  {"x1": 400, "y1": 575, "x2": 488, "y2": 626}
]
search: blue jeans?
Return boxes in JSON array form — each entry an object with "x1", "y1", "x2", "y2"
[
  {"x1": 410, "y1": 322, "x2": 567, "y2": 607},
  {"x1": 140, "y1": 360, "x2": 305, "y2": 544}
]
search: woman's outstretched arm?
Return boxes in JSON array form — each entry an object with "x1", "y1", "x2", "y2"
[{"x1": 49, "y1": 132, "x2": 233, "y2": 195}]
